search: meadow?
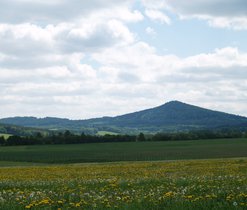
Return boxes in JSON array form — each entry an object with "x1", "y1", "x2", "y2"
[
  {"x1": 0, "y1": 159, "x2": 246, "y2": 209},
  {"x1": 0, "y1": 138, "x2": 246, "y2": 164}
]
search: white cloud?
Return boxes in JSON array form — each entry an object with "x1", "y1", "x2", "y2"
[
  {"x1": 140, "y1": 0, "x2": 247, "y2": 30},
  {"x1": 163, "y1": 0, "x2": 247, "y2": 30},
  {"x1": 145, "y1": 9, "x2": 171, "y2": 24},
  {"x1": 207, "y1": 17, "x2": 247, "y2": 30},
  {"x1": 141, "y1": 0, "x2": 168, "y2": 10},
  {"x1": 165, "y1": 0, "x2": 247, "y2": 17},
  {"x1": 93, "y1": 44, "x2": 247, "y2": 82},
  {"x1": 0, "y1": 17, "x2": 136, "y2": 72},
  {"x1": 1, "y1": 45, "x2": 247, "y2": 118},
  {"x1": 145, "y1": 27, "x2": 157, "y2": 36},
  {"x1": 0, "y1": 0, "x2": 135, "y2": 24}
]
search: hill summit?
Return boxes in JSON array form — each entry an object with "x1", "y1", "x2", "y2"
[{"x1": 1, "y1": 101, "x2": 247, "y2": 134}]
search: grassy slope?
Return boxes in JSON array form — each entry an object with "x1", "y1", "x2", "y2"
[{"x1": 0, "y1": 138, "x2": 246, "y2": 164}]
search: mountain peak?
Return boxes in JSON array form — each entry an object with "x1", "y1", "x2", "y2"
[
  {"x1": 166, "y1": 100, "x2": 183, "y2": 104},
  {"x1": 158, "y1": 100, "x2": 191, "y2": 110},
  {"x1": 163, "y1": 100, "x2": 185, "y2": 106}
]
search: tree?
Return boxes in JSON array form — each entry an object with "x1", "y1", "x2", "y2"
[
  {"x1": 7, "y1": 135, "x2": 22, "y2": 145},
  {"x1": 0, "y1": 136, "x2": 5, "y2": 145},
  {"x1": 136, "y1": 133, "x2": 145, "y2": 142},
  {"x1": 35, "y1": 132, "x2": 43, "y2": 138},
  {"x1": 64, "y1": 130, "x2": 72, "y2": 138}
]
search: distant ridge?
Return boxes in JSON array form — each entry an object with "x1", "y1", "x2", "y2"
[{"x1": 1, "y1": 101, "x2": 247, "y2": 134}]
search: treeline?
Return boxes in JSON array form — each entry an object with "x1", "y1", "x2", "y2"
[
  {"x1": 0, "y1": 129, "x2": 246, "y2": 146},
  {"x1": 0, "y1": 131, "x2": 136, "y2": 146},
  {"x1": 151, "y1": 129, "x2": 246, "y2": 141}
]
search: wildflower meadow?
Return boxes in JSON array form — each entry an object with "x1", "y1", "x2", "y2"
[{"x1": 0, "y1": 158, "x2": 246, "y2": 209}]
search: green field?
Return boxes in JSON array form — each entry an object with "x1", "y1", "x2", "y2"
[
  {"x1": 0, "y1": 138, "x2": 246, "y2": 164},
  {"x1": 97, "y1": 131, "x2": 119, "y2": 135}
]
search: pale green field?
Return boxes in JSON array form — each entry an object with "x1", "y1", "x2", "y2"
[
  {"x1": 96, "y1": 131, "x2": 119, "y2": 135},
  {"x1": 0, "y1": 133, "x2": 12, "y2": 139}
]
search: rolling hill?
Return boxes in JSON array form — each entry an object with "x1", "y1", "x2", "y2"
[{"x1": 1, "y1": 101, "x2": 247, "y2": 134}]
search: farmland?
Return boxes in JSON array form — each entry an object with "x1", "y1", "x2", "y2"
[
  {"x1": 0, "y1": 138, "x2": 246, "y2": 163},
  {"x1": 0, "y1": 138, "x2": 247, "y2": 209}
]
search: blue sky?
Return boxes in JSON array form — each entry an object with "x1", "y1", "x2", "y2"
[{"x1": 0, "y1": 0, "x2": 247, "y2": 119}]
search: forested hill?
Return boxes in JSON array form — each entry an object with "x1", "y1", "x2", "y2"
[
  {"x1": 0, "y1": 123, "x2": 50, "y2": 137},
  {"x1": 1, "y1": 101, "x2": 247, "y2": 134}
]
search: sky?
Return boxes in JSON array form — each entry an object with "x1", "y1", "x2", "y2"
[{"x1": 0, "y1": 0, "x2": 247, "y2": 119}]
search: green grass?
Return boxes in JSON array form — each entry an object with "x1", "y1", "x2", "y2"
[
  {"x1": 0, "y1": 138, "x2": 246, "y2": 164},
  {"x1": 0, "y1": 133, "x2": 12, "y2": 139}
]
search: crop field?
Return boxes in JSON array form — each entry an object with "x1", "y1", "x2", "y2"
[
  {"x1": 0, "y1": 159, "x2": 246, "y2": 209},
  {"x1": 0, "y1": 138, "x2": 247, "y2": 163}
]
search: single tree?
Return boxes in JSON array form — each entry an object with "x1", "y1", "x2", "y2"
[{"x1": 136, "y1": 132, "x2": 145, "y2": 142}]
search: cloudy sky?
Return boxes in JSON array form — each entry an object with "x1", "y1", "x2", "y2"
[{"x1": 1, "y1": 0, "x2": 247, "y2": 119}]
